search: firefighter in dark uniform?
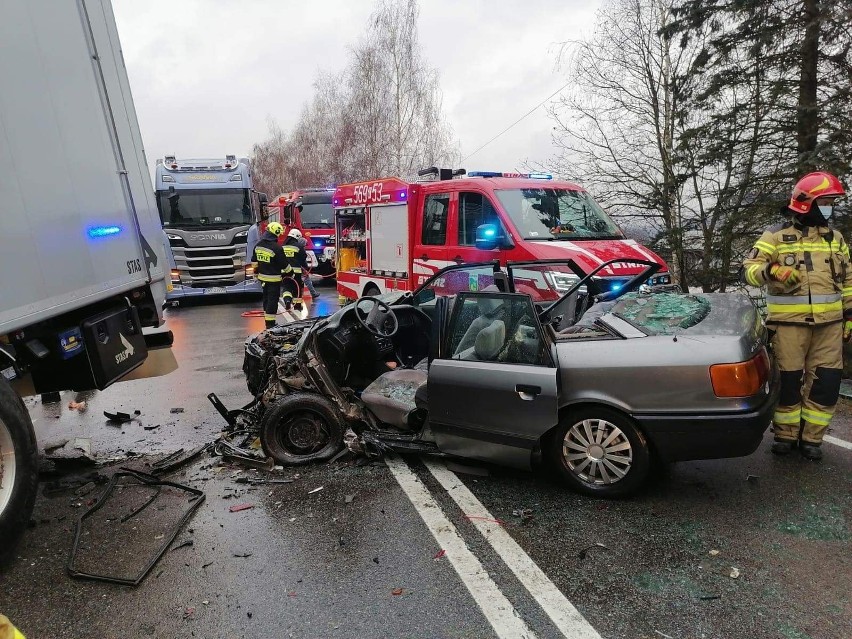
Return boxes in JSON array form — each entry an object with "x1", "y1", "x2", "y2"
[
  {"x1": 251, "y1": 221, "x2": 287, "y2": 328},
  {"x1": 282, "y1": 228, "x2": 306, "y2": 311},
  {"x1": 742, "y1": 172, "x2": 849, "y2": 460}
]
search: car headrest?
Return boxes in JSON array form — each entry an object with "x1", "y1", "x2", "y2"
[
  {"x1": 477, "y1": 287, "x2": 505, "y2": 317},
  {"x1": 474, "y1": 320, "x2": 506, "y2": 360}
]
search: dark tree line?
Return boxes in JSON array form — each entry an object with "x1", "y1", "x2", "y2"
[{"x1": 547, "y1": 0, "x2": 852, "y2": 292}]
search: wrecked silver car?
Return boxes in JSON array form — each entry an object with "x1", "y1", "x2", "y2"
[{"x1": 241, "y1": 259, "x2": 778, "y2": 497}]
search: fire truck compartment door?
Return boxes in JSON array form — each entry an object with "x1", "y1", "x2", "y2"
[{"x1": 369, "y1": 204, "x2": 408, "y2": 274}]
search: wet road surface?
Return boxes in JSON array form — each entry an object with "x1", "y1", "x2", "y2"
[{"x1": 1, "y1": 286, "x2": 850, "y2": 639}]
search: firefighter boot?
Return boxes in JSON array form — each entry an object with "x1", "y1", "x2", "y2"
[
  {"x1": 771, "y1": 439, "x2": 796, "y2": 455},
  {"x1": 799, "y1": 442, "x2": 823, "y2": 461}
]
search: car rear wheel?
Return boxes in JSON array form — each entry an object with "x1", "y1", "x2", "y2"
[
  {"x1": 0, "y1": 378, "x2": 39, "y2": 567},
  {"x1": 547, "y1": 406, "x2": 650, "y2": 498},
  {"x1": 260, "y1": 393, "x2": 345, "y2": 466}
]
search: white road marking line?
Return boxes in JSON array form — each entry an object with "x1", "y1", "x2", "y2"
[
  {"x1": 824, "y1": 435, "x2": 852, "y2": 451},
  {"x1": 385, "y1": 456, "x2": 537, "y2": 639},
  {"x1": 424, "y1": 459, "x2": 602, "y2": 639}
]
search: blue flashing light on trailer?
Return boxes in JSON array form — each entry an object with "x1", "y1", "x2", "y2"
[{"x1": 87, "y1": 225, "x2": 122, "y2": 238}]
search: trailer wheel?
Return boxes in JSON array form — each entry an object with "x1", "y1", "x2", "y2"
[
  {"x1": 0, "y1": 378, "x2": 39, "y2": 568},
  {"x1": 260, "y1": 393, "x2": 345, "y2": 466}
]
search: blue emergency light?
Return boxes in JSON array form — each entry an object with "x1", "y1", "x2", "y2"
[{"x1": 87, "y1": 225, "x2": 122, "y2": 238}]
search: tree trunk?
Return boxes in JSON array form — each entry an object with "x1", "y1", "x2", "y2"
[{"x1": 797, "y1": 0, "x2": 820, "y2": 173}]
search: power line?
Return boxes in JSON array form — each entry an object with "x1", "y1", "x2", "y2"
[{"x1": 461, "y1": 81, "x2": 572, "y2": 163}]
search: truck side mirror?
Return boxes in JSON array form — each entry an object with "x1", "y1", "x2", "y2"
[
  {"x1": 475, "y1": 224, "x2": 501, "y2": 251},
  {"x1": 258, "y1": 192, "x2": 268, "y2": 205}
]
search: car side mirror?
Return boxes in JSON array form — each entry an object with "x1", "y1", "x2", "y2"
[{"x1": 475, "y1": 224, "x2": 500, "y2": 250}]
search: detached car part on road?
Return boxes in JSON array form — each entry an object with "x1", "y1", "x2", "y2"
[{"x1": 242, "y1": 259, "x2": 778, "y2": 497}]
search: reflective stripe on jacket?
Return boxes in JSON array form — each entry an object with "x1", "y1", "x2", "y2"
[
  {"x1": 742, "y1": 220, "x2": 852, "y2": 325},
  {"x1": 252, "y1": 232, "x2": 287, "y2": 282}
]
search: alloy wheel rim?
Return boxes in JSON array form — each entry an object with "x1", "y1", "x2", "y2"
[
  {"x1": 0, "y1": 417, "x2": 17, "y2": 514},
  {"x1": 562, "y1": 418, "x2": 632, "y2": 485}
]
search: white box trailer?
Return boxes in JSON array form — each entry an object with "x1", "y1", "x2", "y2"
[{"x1": 0, "y1": 0, "x2": 171, "y2": 564}]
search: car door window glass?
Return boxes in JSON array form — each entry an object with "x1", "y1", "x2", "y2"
[
  {"x1": 422, "y1": 193, "x2": 450, "y2": 245},
  {"x1": 446, "y1": 293, "x2": 549, "y2": 366},
  {"x1": 458, "y1": 192, "x2": 500, "y2": 246}
]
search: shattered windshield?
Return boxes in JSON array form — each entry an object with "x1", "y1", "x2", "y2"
[
  {"x1": 606, "y1": 292, "x2": 710, "y2": 334},
  {"x1": 496, "y1": 188, "x2": 622, "y2": 240}
]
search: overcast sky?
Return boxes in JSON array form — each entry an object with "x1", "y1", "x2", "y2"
[{"x1": 113, "y1": 0, "x2": 600, "y2": 179}]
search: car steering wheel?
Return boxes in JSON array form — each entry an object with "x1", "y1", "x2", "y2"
[{"x1": 354, "y1": 297, "x2": 399, "y2": 337}]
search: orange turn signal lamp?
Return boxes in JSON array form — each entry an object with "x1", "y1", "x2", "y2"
[{"x1": 710, "y1": 349, "x2": 770, "y2": 398}]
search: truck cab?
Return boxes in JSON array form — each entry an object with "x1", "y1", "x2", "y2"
[
  {"x1": 334, "y1": 169, "x2": 670, "y2": 301},
  {"x1": 156, "y1": 155, "x2": 265, "y2": 300},
  {"x1": 265, "y1": 189, "x2": 337, "y2": 278}
]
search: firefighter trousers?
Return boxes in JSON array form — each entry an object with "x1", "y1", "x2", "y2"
[
  {"x1": 261, "y1": 280, "x2": 281, "y2": 328},
  {"x1": 282, "y1": 273, "x2": 303, "y2": 309},
  {"x1": 771, "y1": 322, "x2": 843, "y2": 445}
]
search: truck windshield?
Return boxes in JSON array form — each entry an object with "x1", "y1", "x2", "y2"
[
  {"x1": 157, "y1": 188, "x2": 253, "y2": 228},
  {"x1": 299, "y1": 202, "x2": 334, "y2": 229},
  {"x1": 495, "y1": 188, "x2": 623, "y2": 240},
  {"x1": 301, "y1": 202, "x2": 334, "y2": 229}
]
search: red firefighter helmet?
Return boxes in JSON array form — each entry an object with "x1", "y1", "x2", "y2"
[{"x1": 789, "y1": 172, "x2": 845, "y2": 214}]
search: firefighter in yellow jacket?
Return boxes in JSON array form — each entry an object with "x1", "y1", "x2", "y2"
[{"x1": 743, "y1": 172, "x2": 849, "y2": 460}]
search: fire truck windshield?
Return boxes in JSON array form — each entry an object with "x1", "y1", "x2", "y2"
[
  {"x1": 157, "y1": 188, "x2": 253, "y2": 228},
  {"x1": 299, "y1": 201, "x2": 334, "y2": 229},
  {"x1": 495, "y1": 188, "x2": 623, "y2": 240}
]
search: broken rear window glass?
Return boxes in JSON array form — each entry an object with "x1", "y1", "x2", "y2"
[{"x1": 609, "y1": 292, "x2": 711, "y2": 334}]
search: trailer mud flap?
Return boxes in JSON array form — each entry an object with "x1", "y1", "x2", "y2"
[{"x1": 82, "y1": 306, "x2": 148, "y2": 389}]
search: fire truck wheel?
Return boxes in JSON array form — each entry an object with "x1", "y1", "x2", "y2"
[
  {"x1": 260, "y1": 392, "x2": 345, "y2": 466},
  {"x1": 0, "y1": 378, "x2": 39, "y2": 569}
]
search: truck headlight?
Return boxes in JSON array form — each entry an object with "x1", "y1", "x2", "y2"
[{"x1": 544, "y1": 271, "x2": 581, "y2": 293}]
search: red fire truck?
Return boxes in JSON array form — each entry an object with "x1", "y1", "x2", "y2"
[
  {"x1": 333, "y1": 168, "x2": 670, "y2": 301},
  {"x1": 265, "y1": 188, "x2": 337, "y2": 278}
]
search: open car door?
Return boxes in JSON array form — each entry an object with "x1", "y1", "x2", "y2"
[
  {"x1": 505, "y1": 259, "x2": 660, "y2": 327},
  {"x1": 427, "y1": 290, "x2": 559, "y2": 470}
]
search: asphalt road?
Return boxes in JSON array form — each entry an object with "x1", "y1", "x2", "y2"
[{"x1": 1, "y1": 284, "x2": 850, "y2": 639}]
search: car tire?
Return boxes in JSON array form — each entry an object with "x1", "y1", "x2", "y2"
[
  {"x1": 0, "y1": 378, "x2": 39, "y2": 568},
  {"x1": 546, "y1": 406, "x2": 650, "y2": 498},
  {"x1": 260, "y1": 392, "x2": 345, "y2": 466}
]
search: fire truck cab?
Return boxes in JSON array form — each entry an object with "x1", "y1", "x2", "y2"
[
  {"x1": 265, "y1": 188, "x2": 337, "y2": 278},
  {"x1": 334, "y1": 168, "x2": 670, "y2": 301}
]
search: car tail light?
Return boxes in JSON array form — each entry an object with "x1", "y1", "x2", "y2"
[{"x1": 710, "y1": 349, "x2": 770, "y2": 397}]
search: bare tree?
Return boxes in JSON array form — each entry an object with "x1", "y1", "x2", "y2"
[
  {"x1": 251, "y1": 0, "x2": 458, "y2": 191},
  {"x1": 546, "y1": 0, "x2": 698, "y2": 289}
]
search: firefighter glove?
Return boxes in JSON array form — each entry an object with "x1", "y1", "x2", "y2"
[
  {"x1": 769, "y1": 263, "x2": 800, "y2": 285},
  {"x1": 844, "y1": 320, "x2": 852, "y2": 343}
]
